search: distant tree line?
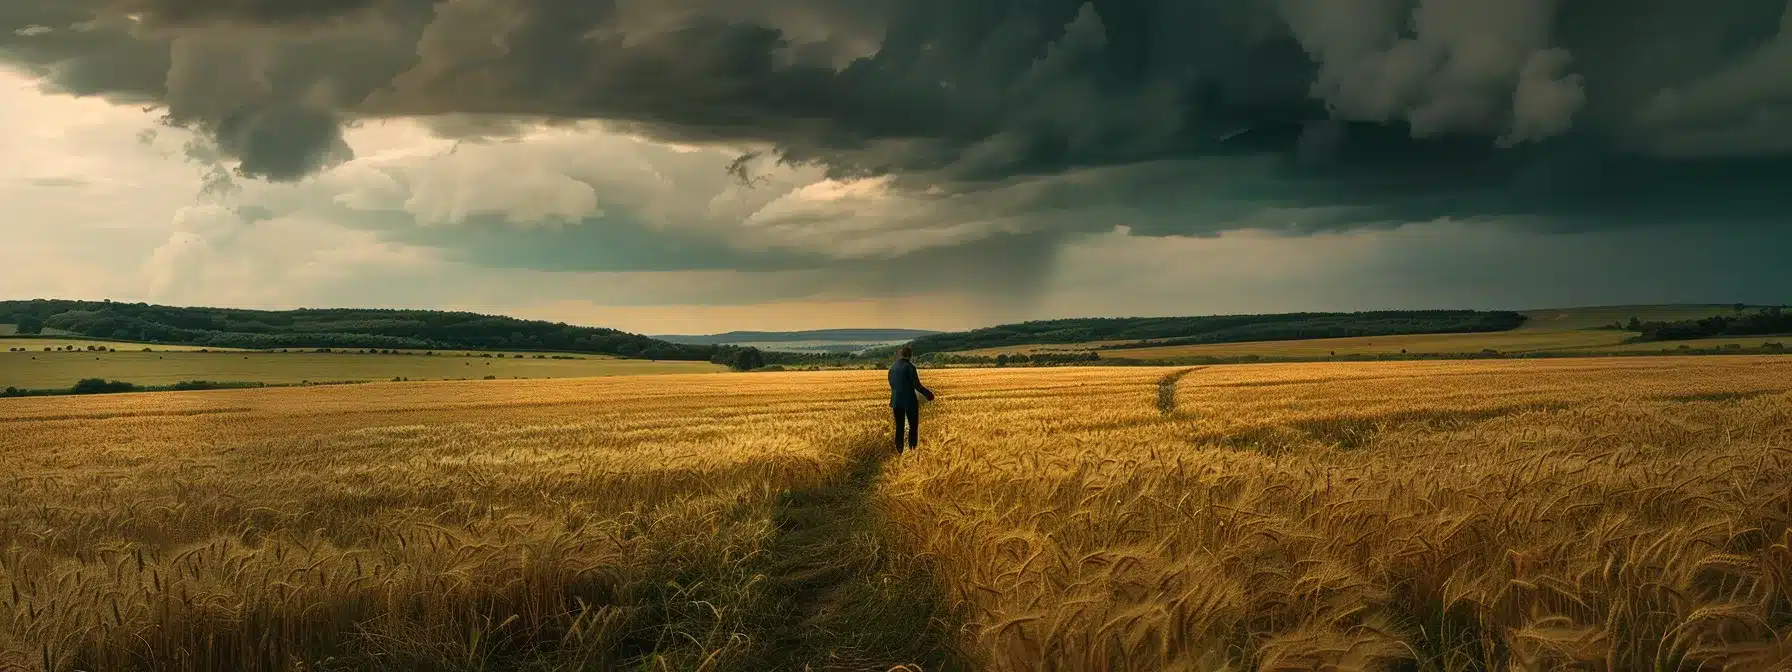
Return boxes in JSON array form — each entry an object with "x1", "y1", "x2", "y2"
[
  {"x1": 907, "y1": 310, "x2": 1527, "y2": 354},
  {"x1": 1, "y1": 299, "x2": 773, "y2": 365},
  {"x1": 1622, "y1": 306, "x2": 1792, "y2": 342},
  {"x1": 731, "y1": 347, "x2": 894, "y2": 370},
  {"x1": 12, "y1": 314, "x2": 44, "y2": 334},
  {"x1": 2, "y1": 379, "x2": 268, "y2": 398},
  {"x1": 656, "y1": 329, "x2": 937, "y2": 346},
  {"x1": 708, "y1": 345, "x2": 768, "y2": 372},
  {"x1": 919, "y1": 351, "x2": 1103, "y2": 366}
]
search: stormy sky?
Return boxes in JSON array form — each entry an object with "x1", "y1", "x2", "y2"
[{"x1": 1, "y1": 0, "x2": 1788, "y2": 333}]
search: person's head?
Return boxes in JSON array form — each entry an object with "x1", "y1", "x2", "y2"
[{"x1": 898, "y1": 345, "x2": 913, "y2": 360}]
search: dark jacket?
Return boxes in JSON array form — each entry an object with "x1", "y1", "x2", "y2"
[{"x1": 888, "y1": 359, "x2": 933, "y2": 408}]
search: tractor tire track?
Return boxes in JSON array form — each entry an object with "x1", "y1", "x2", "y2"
[
  {"x1": 1156, "y1": 367, "x2": 1203, "y2": 415},
  {"x1": 747, "y1": 436, "x2": 966, "y2": 671}
]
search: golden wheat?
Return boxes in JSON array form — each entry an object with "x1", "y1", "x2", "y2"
[
  {"x1": 877, "y1": 356, "x2": 1792, "y2": 671},
  {"x1": 0, "y1": 373, "x2": 890, "y2": 670},
  {"x1": 6, "y1": 357, "x2": 1792, "y2": 670}
]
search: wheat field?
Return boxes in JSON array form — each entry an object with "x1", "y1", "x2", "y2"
[
  {"x1": 0, "y1": 374, "x2": 930, "y2": 670},
  {"x1": 4, "y1": 357, "x2": 1792, "y2": 670},
  {"x1": 878, "y1": 357, "x2": 1792, "y2": 670}
]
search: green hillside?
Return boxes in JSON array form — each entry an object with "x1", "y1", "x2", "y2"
[
  {"x1": 655, "y1": 329, "x2": 939, "y2": 346},
  {"x1": 957, "y1": 304, "x2": 1791, "y2": 362},
  {"x1": 1, "y1": 299, "x2": 715, "y2": 360},
  {"x1": 1, "y1": 348, "x2": 720, "y2": 389},
  {"x1": 909, "y1": 310, "x2": 1527, "y2": 355},
  {"x1": 1516, "y1": 305, "x2": 1749, "y2": 331}
]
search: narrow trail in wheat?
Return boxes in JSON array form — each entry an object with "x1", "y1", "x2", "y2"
[
  {"x1": 747, "y1": 435, "x2": 963, "y2": 671},
  {"x1": 1156, "y1": 367, "x2": 1201, "y2": 414}
]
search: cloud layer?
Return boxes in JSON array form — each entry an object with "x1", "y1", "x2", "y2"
[
  {"x1": 7, "y1": 2, "x2": 1788, "y2": 176},
  {"x1": 2, "y1": 0, "x2": 1789, "y2": 328}
]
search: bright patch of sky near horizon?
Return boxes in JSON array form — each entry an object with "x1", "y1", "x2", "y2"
[{"x1": 0, "y1": 65, "x2": 1783, "y2": 334}]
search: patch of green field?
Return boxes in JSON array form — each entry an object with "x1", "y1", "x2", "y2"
[
  {"x1": 0, "y1": 350, "x2": 724, "y2": 389},
  {"x1": 1094, "y1": 330, "x2": 1636, "y2": 360},
  {"x1": 963, "y1": 305, "x2": 1776, "y2": 359},
  {"x1": 1514, "y1": 304, "x2": 1747, "y2": 331},
  {"x1": 1566, "y1": 335, "x2": 1791, "y2": 353},
  {"x1": 0, "y1": 325, "x2": 70, "y2": 336},
  {"x1": 966, "y1": 340, "x2": 1139, "y2": 356}
]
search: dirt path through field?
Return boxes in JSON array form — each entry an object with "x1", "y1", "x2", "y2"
[
  {"x1": 1156, "y1": 366, "x2": 1202, "y2": 414},
  {"x1": 744, "y1": 435, "x2": 964, "y2": 670}
]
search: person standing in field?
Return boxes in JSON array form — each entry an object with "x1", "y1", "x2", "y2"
[{"x1": 889, "y1": 345, "x2": 935, "y2": 452}]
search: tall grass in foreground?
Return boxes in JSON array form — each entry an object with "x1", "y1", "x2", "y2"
[
  {"x1": 0, "y1": 375, "x2": 886, "y2": 670},
  {"x1": 879, "y1": 358, "x2": 1792, "y2": 670}
]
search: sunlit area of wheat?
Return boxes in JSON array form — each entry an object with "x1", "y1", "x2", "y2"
[
  {"x1": 5, "y1": 358, "x2": 1792, "y2": 670},
  {"x1": 0, "y1": 373, "x2": 888, "y2": 670},
  {"x1": 878, "y1": 357, "x2": 1792, "y2": 671}
]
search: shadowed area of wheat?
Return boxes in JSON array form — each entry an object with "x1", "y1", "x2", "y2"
[
  {"x1": 878, "y1": 357, "x2": 1792, "y2": 671},
  {"x1": 1156, "y1": 368, "x2": 1200, "y2": 415}
]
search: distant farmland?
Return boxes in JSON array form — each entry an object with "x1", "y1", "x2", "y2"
[
  {"x1": 1514, "y1": 304, "x2": 1751, "y2": 331},
  {"x1": 654, "y1": 329, "x2": 935, "y2": 354},
  {"x1": 1060, "y1": 331, "x2": 1785, "y2": 360},
  {"x1": 716, "y1": 339, "x2": 910, "y2": 354},
  {"x1": 0, "y1": 325, "x2": 69, "y2": 336},
  {"x1": 1073, "y1": 330, "x2": 1631, "y2": 359},
  {"x1": 2, "y1": 337, "x2": 249, "y2": 352},
  {"x1": 965, "y1": 305, "x2": 1773, "y2": 359},
  {"x1": 0, "y1": 346, "x2": 722, "y2": 389}
]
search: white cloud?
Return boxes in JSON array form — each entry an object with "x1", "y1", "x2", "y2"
[
  {"x1": 0, "y1": 70, "x2": 205, "y2": 230},
  {"x1": 740, "y1": 175, "x2": 1031, "y2": 258},
  {"x1": 322, "y1": 121, "x2": 738, "y2": 228},
  {"x1": 0, "y1": 72, "x2": 456, "y2": 310},
  {"x1": 296, "y1": 119, "x2": 1023, "y2": 258},
  {"x1": 144, "y1": 205, "x2": 252, "y2": 298},
  {"x1": 404, "y1": 162, "x2": 601, "y2": 227},
  {"x1": 236, "y1": 119, "x2": 1328, "y2": 267},
  {"x1": 0, "y1": 69, "x2": 210, "y2": 302},
  {"x1": 143, "y1": 211, "x2": 442, "y2": 305}
]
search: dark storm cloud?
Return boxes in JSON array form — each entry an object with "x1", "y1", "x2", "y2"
[
  {"x1": 320, "y1": 205, "x2": 1059, "y2": 306},
  {"x1": 3, "y1": 0, "x2": 1790, "y2": 224},
  {"x1": 1, "y1": 0, "x2": 423, "y2": 179},
  {"x1": 397, "y1": 213, "x2": 814, "y2": 274},
  {"x1": 114, "y1": 0, "x2": 392, "y2": 25}
]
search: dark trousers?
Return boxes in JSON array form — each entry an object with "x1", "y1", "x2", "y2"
[{"x1": 893, "y1": 404, "x2": 920, "y2": 449}]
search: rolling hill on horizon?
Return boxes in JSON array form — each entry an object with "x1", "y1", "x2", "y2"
[
  {"x1": 654, "y1": 329, "x2": 941, "y2": 355},
  {"x1": 9, "y1": 300, "x2": 1782, "y2": 365},
  {"x1": 653, "y1": 329, "x2": 939, "y2": 346},
  {"x1": 0, "y1": 299, "x2": 720, "y2": 361},
  {"x1": 906, "y1": 310, "x2": 1531, "y2": 355},
  {"x1": 944, "y1": 304, "x2": 1790, "y2": 360}
]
